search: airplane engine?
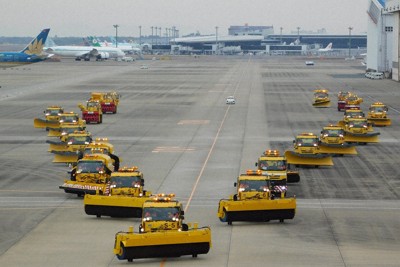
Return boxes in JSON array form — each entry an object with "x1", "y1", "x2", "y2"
[{"x1": 96, "y1": 52, "x2": 110, "y2": 60}]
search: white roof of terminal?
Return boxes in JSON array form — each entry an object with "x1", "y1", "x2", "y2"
[{"x1": 174, "y1": 35, "x2": 264, "y2": 44}]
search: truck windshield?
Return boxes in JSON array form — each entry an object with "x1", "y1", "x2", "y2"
[
  {"x1": 239, "y1": 179, "x2": 269, "y2": 192},
  {"x1": 315, "y1": 92, "x2": 328, "y2": 98},
  {"x1": 110, "y1": 176, "x2": 142, "y2": 188},
  {"x1": 60, "y1": 115, "x2": 78, "y2": 122},
  {"x1": 323, "y1": 129, "x2": 344, "y2": 136},
  {"x1": 46, "y1": 109, "x2": 62, "y2": 116},
  {"x1": 349, "y1": 120, "x2": 367, "y2": 128},
  {"x1": 76, "y1": 161, "x2": 104, "y2": 173},
  {"x1": 143, "y1": 207, "x2": 180, "y2": 221},
  {"x1": 67, "y1": 136, "x2": 92, "y2": 144},
  {"x1": 83, "y1": 148, "x2": 108, "y2": 156},
  {"x1": 296, "y1": 137, "x2": 319, "y2": 147},
  {"x1": 258, "y1": 160, "x2": 286, "y2": 171},
  {"x1": 370, "y1": 106, "x2": 386, "y2": 112}
]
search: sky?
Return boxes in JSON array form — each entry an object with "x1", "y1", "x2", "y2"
[{"x1": 0, "y1": 0, "x2": 368, "y2": 37}]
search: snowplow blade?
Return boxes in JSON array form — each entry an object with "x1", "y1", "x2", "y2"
[
  {"x1": 368, "y1": 118, "x2": 391, "y2": 127},
  {"x1": 284, "y1": 151, "x2": 334, "y2": 166},
  {"x1": 217, "y1": 198, "x2": 296, "y2": 224},
  {"x1": 48, "y1": 129, "x2": 62, "y2": 137},
  {"x1": 33, "y1": 118, "x2": 59, "y2": 129},
  {"x1": 312, "y1": 100, "x2": 331, "y2": 108},
  {"x1": 47, "y1": 141, "x2": 68, "y2": 152},
  {"x1": 84, "y1": 194, "x2": 152, "y2": 218},
  {"x1": 319, "y1": 144, "x2": 358, "y2": 155},
  {"x1": 344, "y1": 133, "x2": 379, "y2": 143},
  {"x1": 287, "y1": 171, "x2": 300, "y2": 183},
  {"x1": 59, "y1": 181, "x2": 106, "y2": 196},
  {"x1": 53, "y1": 152, "x2": 78, "y2": 163},
  {"x1": 114, "y1": 227, "x2": 211, "y2": 261}
]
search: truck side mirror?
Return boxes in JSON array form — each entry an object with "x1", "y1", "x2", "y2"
[
  {"x1": 180, "y1": 210, "x2": 184, "y2": 216},
  {"x1": 255, "y1": 162, "x2": 258, "y2": 166},
  {"x1": 234, "y1": 182, "x2": 237, "y2": 187}
]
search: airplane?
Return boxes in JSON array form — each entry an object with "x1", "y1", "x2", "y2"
[
  {"x1": 45, "y1": 38, "x2": 125, "y2": 61},
  {"x1": 318, "y1": 43, "x2": 333, "y2": 52},
  {"x1": 107, "y1": 36, "x2": 141, "y2": 54},
  {"x1": 0, "y1": 28, "x2": 50, "y2": 68},
  {"x1": 87, "y1": 36, "x2": 141, "y2": 54}
]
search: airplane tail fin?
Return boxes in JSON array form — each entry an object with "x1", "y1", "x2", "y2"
[
  {"x1": 326, "y1": 43, "x2": 333, "y2": 49},
  {"x1": 20, "y1": 28, "x2": 50, "y2": 55}
]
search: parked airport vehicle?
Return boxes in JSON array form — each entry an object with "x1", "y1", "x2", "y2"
[
  {"x1": 312, "y1": 89, "x2": 331, "y2": 107},
  {"x1": 47, "y1": 130, "x2": 92, "y2": 154},
  {"x1": 285, "y1": 133, "x2": 334, "y2": 167},
  {"x1": 255, "y1": 149, "x2": 300, "y2": 183},
  {"x1": 84, "y1": 167, "x2": 152, "y2": 218},
  {"x1": 78, "y1": 100, "x2": 103, "y2": 124},
  {"x1": 113, "y1": 194, "x2": 211, "y2": 262},
  {"x1": 217, "y1": 170, "x2": 296, "y2": 225},
  {"x1": 305, "y1": 61, "x2": 314, "y2": 66},
  {"x1": 319, "y1": 125, "x2": 357, "y2": 155},
  {"x1": 367, "y1": 102, "x2": 391, "y2": 126},
  {"x1": 226, "y1": 96, "x2": 236, "y2": 104}
]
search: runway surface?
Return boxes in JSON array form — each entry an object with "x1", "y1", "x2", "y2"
[{"x1": 0, "y1": 56, "x2": 399, "y2": 266}]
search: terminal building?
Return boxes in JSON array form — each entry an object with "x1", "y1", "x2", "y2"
[
  {"x1": 173, "y1": 28, "x2": 367, "y2": 57},
  {"x1": 367, "y1": 0, "x2": 400, "y2": 81}
]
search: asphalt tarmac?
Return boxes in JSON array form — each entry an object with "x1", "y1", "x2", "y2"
[{"x1": 0, "y1": 56, "x2": 399, "y2": 266}]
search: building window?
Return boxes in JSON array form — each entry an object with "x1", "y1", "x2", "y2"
[{"x1": 385, "y1": 26, "x2": 393, "y2": 32}]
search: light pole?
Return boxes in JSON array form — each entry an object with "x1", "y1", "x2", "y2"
[
  {"x1": 348, "y1": 26, "x2": 353, "y2": 58},
  {"x1": 296, "y1": 27, "x2": 300, "y2": 43},
  {"x1": 139, "y1": 25, "x2": 142, "y2": 45},
  {"x1": 113, "y1": 24, "x2": 119, "y2": 48},
  {"x1": 215, "y1": 26, "x2": 218, "y2": 55},
  {"x1": 151, "y1": 26, "x2": 154, "y2": 46},
  {"x1": 280, "y1": 27, "x2": 283, "y2": 44}
]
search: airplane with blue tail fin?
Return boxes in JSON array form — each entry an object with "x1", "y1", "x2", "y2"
[{"x1": 0, "y1": 28, "x2": 50, "y2": 68}]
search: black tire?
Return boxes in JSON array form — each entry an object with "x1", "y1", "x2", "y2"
[
  {"x1": 192, "y1": 254, "x2": 198, "y2": 258},
  {"x1": 182, "y1": 223, "x2": 189, "y2": 231},
  {"x1": 280, "y1": 219, "x2": 284, "y2": 223},
  {"x1": 96, "y1": 214, "x2": 101, "y2": 218},
  {"x1": 228, "y1": 221, "x2": 232, "y2": 225}
]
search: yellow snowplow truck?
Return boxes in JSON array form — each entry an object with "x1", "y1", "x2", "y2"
[
  {"x1": 312, "y1": 89, "x2": 331, "y2": 107},
  {"x1": 33, "y1": 106, "x2": 64, "y2": 128},
  {"x1": 367, "y1": 102, "x2": 391, "y2": 127},
  {"x1": 255, "y1": 149, "x2": 300, "y2": 183},
  {"x1": 337, "y1": 109, "x2": 366, "y2": 127},
  {"x1": 84, "y1": 167, "x2": 152, "y2": 218},
  {"x1": 47, "y1": 130, "x2": 92, "y2": 154},
  {"x1": 285, "y1": 133, "x2": 334, "y2": 167},
  {"x1": 344, "y1": 94, "x2": 363, "y2": 110},
  {"x1": 34, "y1": 111, "x2": 86, "y2": 130},
  {"x1": 113, "y1": 194, "x2": 211, "y2": 262},
  {"x1": 343, "y1": 117, "x2": 380, "y2": 144},
  {"x1": 48, "y1": 124, "x2": 86, "y2": 137},
  {"x1": 319, "y1": 125, "x2": 357, "y2": 155},
  {"x1": 59, "y1": 153, "x2": 114, "y2": 196},
  {"x1": 337, "y1": 91, "x2": 352, "y2": 111},
  {"x1": 78, "y1": 100, "x2": 103, "y2": 124},
  {"x1": 217, "y1": 170, "x2": 296, "y2": 225},
  {"x1": 90, "y1": 91, "x2": 120, "y2": 114},
  {"x1": 52, "y1": 138, "x2": 119, "y2": 168}
]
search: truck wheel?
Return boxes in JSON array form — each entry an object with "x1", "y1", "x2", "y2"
[
  {"x1": 192, "y1": 254, "x2": 198, "y2": 258},
  {"x1": 96, "y1": 214, "x2": 101, "y2": 218},
  {"x1": 228, "y1": 221, "x2": 232, "y2": 225},
  {"x1": 182, "y1": 223, "x2": 189, "y2": 231},
  {"x1": 280, "y1": 219, "x2": 284, "y2": 223}
]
